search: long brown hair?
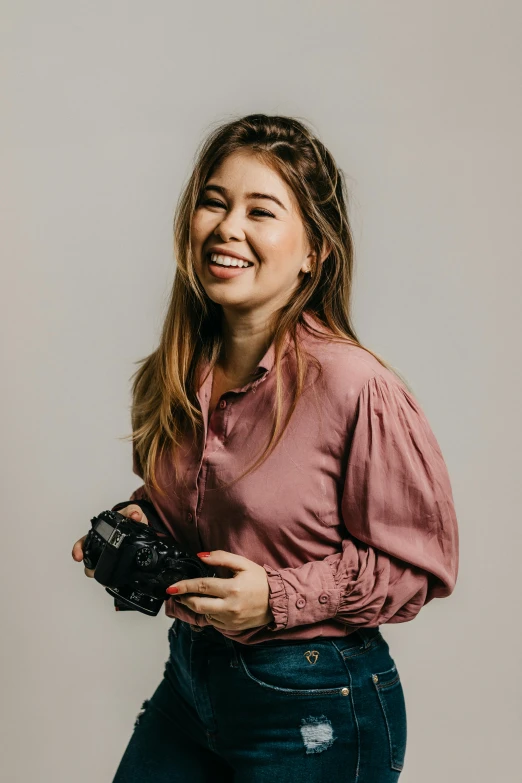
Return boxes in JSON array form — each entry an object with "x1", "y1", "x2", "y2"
[{"x1": 122, "y1": 114, "x2": 413, "y2": 497}]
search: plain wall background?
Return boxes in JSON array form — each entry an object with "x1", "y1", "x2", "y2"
[{"x1": 2, "y1": 1, "x2": 520, "y2": 780}]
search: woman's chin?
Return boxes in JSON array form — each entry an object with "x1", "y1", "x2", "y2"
[{"x1": 204, "y1": 289, "x2": 254, "y2": 309}]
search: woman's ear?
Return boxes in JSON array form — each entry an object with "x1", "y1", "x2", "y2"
[
  {"x1": 318, "y1": 239, "x2": 333, "y2": 264},
  {"x1": 301, "y1": 239, "x2": 332, "y2": 275},
  {"x1": 307, "y1": 240, "x2": 332, "y2": 272}
]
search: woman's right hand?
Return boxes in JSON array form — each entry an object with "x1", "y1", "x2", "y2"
[{"x1": 71, "y1": 504, "x2": 149, "y2": 578}]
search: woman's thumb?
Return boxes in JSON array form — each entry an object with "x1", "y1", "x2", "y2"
[{"x1": 121, "y1": 504, "x2": 147, "y2": 523}]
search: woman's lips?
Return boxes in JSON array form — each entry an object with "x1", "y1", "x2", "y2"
[{"x1": 207, "y1": 257, "x2": 254, "y2": 279}]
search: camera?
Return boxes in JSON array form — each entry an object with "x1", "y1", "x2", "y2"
[{"x1": 83, "y1": 509, "x2": 215, "y2": 616}]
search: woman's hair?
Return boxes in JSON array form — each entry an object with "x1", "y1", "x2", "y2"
[{"x1": 122, "y1": 113, "x2": 412, "y2": 497}]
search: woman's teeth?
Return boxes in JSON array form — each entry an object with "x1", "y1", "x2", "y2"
[{"x1": 209, "y1": 253, "x2": 253, "y2": 269}]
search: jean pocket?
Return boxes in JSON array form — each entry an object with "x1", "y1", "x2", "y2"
[
  {"x1": 371, "y1": 663, "x2": 407, "y2": 772},
  {"x1": 237, "y1": 640, "x2": 351, "y2": 697}
]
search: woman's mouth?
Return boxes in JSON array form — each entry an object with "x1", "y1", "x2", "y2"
[{"x1": 207, "y1": 252, "x2": 254, "y2": 279}]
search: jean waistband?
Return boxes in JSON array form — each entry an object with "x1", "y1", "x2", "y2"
[{"x1": 171, "y1": 618, "x2": 381, "y2": 651}]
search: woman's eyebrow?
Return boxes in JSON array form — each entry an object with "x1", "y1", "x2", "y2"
[{"x1": 202, "y1": 184, "x2": 287, "y2": 211}]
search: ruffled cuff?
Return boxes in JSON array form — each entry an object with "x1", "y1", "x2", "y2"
[
  {"x1": 263, "y1": 565, "x2": 289, "y2": 631},
  {"x1": 263, "y1": 560, "x2": 341, "y2": 630}
]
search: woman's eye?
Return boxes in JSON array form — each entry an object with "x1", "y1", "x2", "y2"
[
  {"x1": 200, "y1": 199, "x2": 273, "y2": 218},
  {"x1": 201, "y1": 198, "x2": 225, "y2": 208},
  {"x1": 251, "y1": 208, "x2": 274, "y2": 217}
]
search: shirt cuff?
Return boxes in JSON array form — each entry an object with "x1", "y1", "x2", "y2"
[
  {"x1": 263, "y1": 561, "x2": 341, "y2": 631},
  {"x1": 263, "y1": 565, "x2": 289, "y2": 631}
]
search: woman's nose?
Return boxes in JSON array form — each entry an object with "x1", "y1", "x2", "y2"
[{"x1": 214, "y1": 210, "x2": 246, "y2": 242}]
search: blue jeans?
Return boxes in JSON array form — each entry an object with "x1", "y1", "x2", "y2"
[{"x1": 111, "y1": 618, "x2": 407, "y2": 782}]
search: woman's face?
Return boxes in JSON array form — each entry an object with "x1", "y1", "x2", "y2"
[{"x1": 191, "y1": 149, "x2": 315, "y2": 317}]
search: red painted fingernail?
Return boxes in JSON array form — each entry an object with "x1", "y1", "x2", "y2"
[
  {"x1": 197, "y1": 552, "x2": 211, "y2": 557},
  {"x1": 166, "y1": 586, "x2": 179, "y2": 594}
]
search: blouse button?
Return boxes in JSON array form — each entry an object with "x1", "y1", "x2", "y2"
[
  {"x1": 219, "y1": 399, "x2": 227, "y2": 409},
  {"x1": 318, "y1": 593, "x2": 328, "y2": 604},
  {"x1": 187, "y1": 512, "x2": 193, "y2": 522},
  {"x1": 296, "y1": 597, "x2": 306, "y2": 609}
]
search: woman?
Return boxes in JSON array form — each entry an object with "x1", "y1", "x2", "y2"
[{"x1": 72, "y1": 114, "x2": 459, "y2": 781}]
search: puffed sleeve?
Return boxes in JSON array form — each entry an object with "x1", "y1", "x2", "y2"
[{"x1": 263, "y1": 373, "x2": 459, "y2": 630}]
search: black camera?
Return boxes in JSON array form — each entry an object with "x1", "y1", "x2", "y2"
[{"x1": 83, "y1": 509, "x2": 215, "y2": 616}]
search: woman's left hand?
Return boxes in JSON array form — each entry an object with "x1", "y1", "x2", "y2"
[{"x1": 166, "y1": 551, "x2": 274, "y2": 631}]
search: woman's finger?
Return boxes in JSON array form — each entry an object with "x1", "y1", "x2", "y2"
[
  {"x1": 175, "y1": 595, "x2": 227, "y2": 616},
  {"x1": 71, "y1": 535, "x2": 87, "y2": 561},
  {"x1": 71, "y1": 535, "x2": 94, "y2": 577},
  {"x1": 205, "y1": 614, "x2": 227, "y2": 627},
  {"x1": 117, "y1": 504, "x2": 149, "y2": 525},
  {"x1": 166, "y1": 576, "x2": 234, "y2": 599}
]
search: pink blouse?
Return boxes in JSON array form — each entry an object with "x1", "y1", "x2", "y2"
[{"x1": 120, "y1": 312, "x2": 459, "y2": 644}]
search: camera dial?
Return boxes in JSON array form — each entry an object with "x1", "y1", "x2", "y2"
[{"x1": 135, "y1": 545, "x2": 158, "y2": 569}]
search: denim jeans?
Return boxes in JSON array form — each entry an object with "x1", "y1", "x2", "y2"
[{"x1": 111, "y1": 618, "x2": 407, "y2": 782}]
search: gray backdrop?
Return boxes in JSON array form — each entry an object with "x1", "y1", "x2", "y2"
[{"x1": 2, "y1": 1, "x2": 520, "y2": 781}]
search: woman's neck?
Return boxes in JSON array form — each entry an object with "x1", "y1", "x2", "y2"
[{"x1": 218, "y1": 311, "x2": 274, "y2": 382}]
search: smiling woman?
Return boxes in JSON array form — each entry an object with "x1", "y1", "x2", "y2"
[
  {"x1": 207, "y1": 250, "x2": 254, "y2": 278},
  {"x1": 97, "y1": 113, "x2": 459, "y2": 783},
  {"x1": 190, "y1": 148, "x2": 324, "y2": 319}
]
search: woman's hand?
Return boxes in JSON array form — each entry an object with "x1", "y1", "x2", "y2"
[
  {"x1": 166, "y1": 550, "x2": 275, "y2": 631},
  {"x1": 71, "y1": 504, "x2": 149, "y2": 578}
]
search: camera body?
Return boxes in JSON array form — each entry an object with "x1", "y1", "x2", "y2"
[{"x1": 83, "y1": 509, "x2": 215, "y2": 616}]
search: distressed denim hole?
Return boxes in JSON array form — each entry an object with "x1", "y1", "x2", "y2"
[
  {"x1": 300, "y1": 715, "x2": 336, "y2": 754},
  {"x1": 134, "y1": 699, "x2": 150, "y2": 729}
]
